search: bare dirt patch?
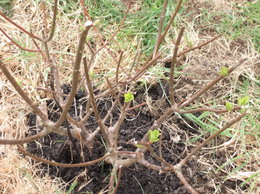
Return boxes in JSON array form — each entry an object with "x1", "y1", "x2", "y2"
[{"x1": 25, "y1": 83, "x2": 249, "y2": 194}]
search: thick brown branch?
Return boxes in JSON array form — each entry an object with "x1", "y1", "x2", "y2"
[
  {"x1": 54, "y1": 22, "x2": 92, "y2": 128},
  {"x1": 138, "y1": 159, "x2": 172, "y2": 172}
]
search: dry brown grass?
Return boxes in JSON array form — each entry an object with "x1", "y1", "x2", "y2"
[{"x1": 0, "y1": 0, "x2": 259, "y2": 193}]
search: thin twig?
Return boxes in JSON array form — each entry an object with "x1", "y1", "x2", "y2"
[
  {"x1": 17, "y1": 145, "x2": 110, "y2": 168},
  {"x1": 96, "y1": 3, "x2": 132, "y2": 53},
  {"x1": 178, "y1": 106, "x2": 241, "y2": 114},
  {"x1": 113, "y1": 167, "x2": 122, "y2": 194},
  {"x1": 129, "y1": 53, "x2": 161, "y2": 83},
  {"x1": 42, "y1": 0, "x2": 58, "y2": 43},
  {"x1": 83, "y1": 57, "x2": 110, "y2": 146},
  {"x1": 174, "y1": 168, "x2": 198, "y2": 194},
  {"x1": 116, "y1": 51, "x2": 123, "y2": 86},
  {"x1": 79, "y1": 0, "x2": 129, "y2": 75},
  {"x1": 158, "y1": 0, "x2": 183, "y2": 47},
  {"x1": 0, "y1": 28, "x2": 39, "y2": 52},
  {"x1": 179, "y1": 111, "x2": 247, "y2": 166},
  {"x1": 153, "y1": 0, "x2": 168, "y2": 57},
  {"x1": 169, "y1": 27, "x2": 185, "y2": 105},
  {"x1": 0, "y1": 12, "x2": 42, "y2": 40},
  {"x1": 31, "y1": 38, "x2": 45, "y2": 58},
  {"x1": 160, "y1": 35, "x2": 221, "y2": 63},
  {"x1": 109, "y1": 167, "x2": 118, "y2": 194},
  {"x1": 125, "y1": 102, "x2": 147, "y2": 111},
  {"x1": 0, "y1": 59, "x2": 48, "y2": 121},
  {"x1": 179, "y1": 59, "x2": 246, "y2": 108},
  {"x1": 0, "y1": 128, "x2": 49, "y2": 145},
  {"x1": 129, "y1": 39, "x2": 142, "y2": 75}
]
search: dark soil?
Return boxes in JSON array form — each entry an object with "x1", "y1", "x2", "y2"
[{"x1": 25, "y1": 83, "x2": 247, "y2": 194}]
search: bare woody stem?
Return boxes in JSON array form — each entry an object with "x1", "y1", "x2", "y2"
[
  {"x1": 116, "y1": 51, "x2": 123, "y2": 86},
  {"x1": 0, "y1": 128, "x2": 49, "y2": 145},
  {"x1": 0, "y1": 60, "x2": 48, "y2": 121},
  {"x1": 83, "y1": 57, "x2": 110, "y2": 146},
  {"x1": 153, "y1": 0, "x2": 168, "y2": 57},
  {"x1": 129, "y1": 53, "x2": 161, "y2": 83},
  {"x1": 0, "y1": 28, "x2": 39, "y2": 52},
  {"x1": 169, "y1": 27, "x2": 185, "y2": 105},
  {"x1": 178, "y1": 106, "x2": 241, "y2": 114},
  {"x1": 158, "y1": 0, "x2": 183, "y2": 47},
  {"x1": 42, "y1": 0, "x2": 58, "y2": 43},
  {"x1": 174, "y1": 170, "x2": 198, "y2": 194},
  {"x1": 113, "y1": 167, "x2": 122, "y2": 194},
  {"x1": 179, "y1": 111, "x2": 247, "y2": 166},
  {"x1": 136, "y1": 142, "x2": 198, "y2": 194},
  {"x1": 108, "y1": 167, "x2": 118, "y2": 194},
  {"x1": 161, "y1": 35, "x2": 221, "y2": 63},
  {"x1": 179, "y1": 59, "x2": 246, "y2": 108},
  {"x1": 17, "y1": 145, "x2": 110, "y2": 168},
  {"x1": 54, "y1": 23, "x2": 92, "y2": 128},
  {"x1": 0, "y1": 12, "x2": 42, "y2": 40}
]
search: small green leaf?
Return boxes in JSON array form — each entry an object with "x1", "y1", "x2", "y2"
[
  {"x1": 16, "y1": 79, "x2": 23, "y2": 87},
  {"x1": 219, "y1": 66, "x2": 229, "y2": 76},
  {"x1": 225, "y1": 101, "x2": 233, "y2": 111},
  {"x1": 124, "y1": 92, "x2": 134, "y2": 102},
  {"x1": 238, "y1": 96, "x2": 249, "y2": 106},
  {"x1": 148, "y1": 129, "x2": 160, "y2": 143},
  {"x1": 135, "y1": 144, "x2": 145, "y2": 149},
  {"x1": 89, "y1": 71, "x2": 95, "y2": 78}
]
